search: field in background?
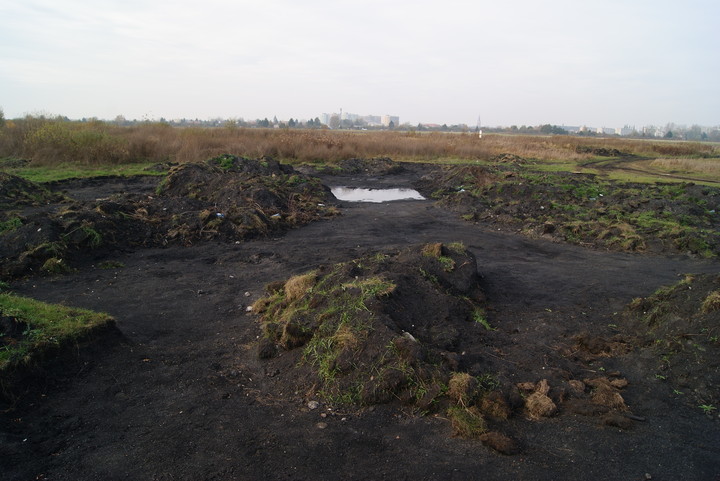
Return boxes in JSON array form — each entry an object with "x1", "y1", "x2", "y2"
[{"x1": 1, "y1": 117, "x2": 719, "y2": 183}]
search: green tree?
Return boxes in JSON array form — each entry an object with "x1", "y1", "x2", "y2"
[{"x1": 0, "y1": 107, "x2": 5, "y2": 128}]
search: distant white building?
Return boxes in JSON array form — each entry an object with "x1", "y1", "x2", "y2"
[
  {"x1": 616, "y1": 125, "x2": 635, "y2": 136},
  {"x1": 561, "y1": 125, "x2": 581, "y2": 134},
  {"x1": 381, "y1": 115, "x2": 400, "y2": 127}
]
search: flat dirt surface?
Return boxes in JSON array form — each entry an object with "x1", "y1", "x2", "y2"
[{"x1": 2, "y1": 163, "x2": 719, "y2": 480}]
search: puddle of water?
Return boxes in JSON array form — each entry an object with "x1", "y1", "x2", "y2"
[{"x1": 331, "y1": 187, "x2": 425, "y2": 203}]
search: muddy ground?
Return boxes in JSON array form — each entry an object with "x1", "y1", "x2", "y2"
[{"x1": 1, "y1": 160, "x2": 719, "y2": 480}]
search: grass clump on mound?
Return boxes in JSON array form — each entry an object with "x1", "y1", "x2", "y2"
[
  {"x1": 253, "y1": 244, "x2": 490, "y2": 409},
  {"x1": 252, "y1": 243, "x2": 514, "y2": 433},
  {"x1": 0, "y1": 293, "x2": 114, "y2": 376}
]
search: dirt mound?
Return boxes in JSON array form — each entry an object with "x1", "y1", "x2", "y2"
[
  {"x1": 491, "y1": 153, "x2": 527, "y2": 164},
  {"x1": 253, "y1": 243, "x2": 487, "y2": 407},
  {"x1": 420, "y1": 167, "x2": 720, "y2": 257},
  {"x1": 414, "y1": 164, "x2": 500, "y2": 198},
  {"x1": 251, "y1": 242, "x2": 643, "y2": 447},
  {"x1": 622, "y1": 273, "x2": 720, "y2": 409},
  {"x1": 0, "y1": 172, "x2": 63, "y2": 209},
  {"x1": 252, "y1": 242, "x2": 530, "y2": 445},
  {"x1": 0, "y1": 156, "x2": 338, "y2": 279},
  {"x1": 306, "y1": 157, "x2": 406, "y2": 176},
  {"x1": 575, "y1": 146, "x2": 625, "y2": 157}
]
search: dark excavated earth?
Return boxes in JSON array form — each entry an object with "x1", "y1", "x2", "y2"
[{"x1": 1, "y1": 160, "x2": 719, "y2": 481}]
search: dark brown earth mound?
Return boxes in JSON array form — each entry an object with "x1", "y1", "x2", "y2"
[
  {"x1": 417, "y1": 165, "x2": 720, "y2": 257},
  {"x1": 575, "y1": 146, "x2": 625, "y2": 157},
  {"x1": 622, "y1": 273, "x2": 720, "y2": 409},
  {"x1": 414, "y1": 164, "x2": 501, "y2": 196},
  {"x1": 304, "y1": 157, "x2": 406, "y2": 176},
  {"x1": 253, "y1": 243, "x2": 488, "y2": 409},
  {"x1": 0, "y1": 156, "x2": 338, "y2": 279},
  {"x1": 252, "y1": 242, "x2": 644, "y2": 447},
  {"x1": 0, "y1": 172, "x2": 63, "y2": 209}
]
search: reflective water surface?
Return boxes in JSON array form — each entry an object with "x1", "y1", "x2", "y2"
[{"x1": 331, "y1": 187, "x2": 425, "y2": 203}]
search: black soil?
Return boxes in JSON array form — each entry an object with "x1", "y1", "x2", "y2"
[{"x1": 1, "y1": 159, "x2": 719, "y2": 481}]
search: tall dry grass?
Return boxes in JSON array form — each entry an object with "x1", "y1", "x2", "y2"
[
  {"x1": 650, "y1": 158, "x2": 720, "y2": 176},
  {"x1": 1, "y1": 117, "x2": 717, "y2": 166}
]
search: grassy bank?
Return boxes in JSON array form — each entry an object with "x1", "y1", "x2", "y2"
[{"x1": 0, "y1": 293, "x2": 115, "y2": 375}]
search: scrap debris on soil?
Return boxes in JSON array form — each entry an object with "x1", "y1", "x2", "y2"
[{"x1": 1, "y1": 156, "x2": 719, "y2": 480}]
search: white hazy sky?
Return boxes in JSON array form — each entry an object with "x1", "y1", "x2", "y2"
[{"x1": 1, "y1": 0, "x2": 718, "y2": 128}]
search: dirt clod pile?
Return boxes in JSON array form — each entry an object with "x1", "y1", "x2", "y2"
[
  {"x1": 0, "y1": 156, "x2": 337, "y2": 279},
  {"x1": 418, "y1": 166, "x2": 720, "y2": 257},
  {"x1": 253, "y1": 242, "x2": 488, "y2": 408},
  {"x1": 302, "y1": 157, "x2": 406, "y2": 176},
  {"x1": 0, "y1": 172, "x2": 63, "y2": 209},
  {"x1": 251, "y1": 242, "x2": 643, "y2": 448}
]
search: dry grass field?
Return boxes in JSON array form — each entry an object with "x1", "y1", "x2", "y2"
[{"x1": 1, "y1": 117, "x2": 718, "y2": 171}]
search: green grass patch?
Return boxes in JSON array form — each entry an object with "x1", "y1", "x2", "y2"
[
  {"x1": 0, "y1": 293, "x2": 114, "y2": 372},
  {"x1": 2, "y1": 162, "x2": 163, "y2": 183},
  {"x1": 472, "y1": 308, "x2": 495, "y2": 331},
  {"x1": 0, "y1": 216, "x2": 23, "y2": 233}
]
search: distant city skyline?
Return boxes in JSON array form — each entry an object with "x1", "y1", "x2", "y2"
[{"x1": 2, "y1": 1, "x2": 717, "y2": 129}]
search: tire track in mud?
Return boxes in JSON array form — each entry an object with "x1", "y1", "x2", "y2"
[{"x1": 581, "y1": 156, "x2": 720, "y2": 185}]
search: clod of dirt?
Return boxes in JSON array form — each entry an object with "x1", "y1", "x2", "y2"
[
  {"x1": 448, "y1": 372, "x2": 479, "y2": 406},
  {"x1": 584, "y1": 377, "x2": 628, "y2": 411},
  {"x1": 479, "y1": 431, "x2": 522, "y2": 455},
  {"x1": 568, "y1": 379, "x2": 586, "y2": 395},
  {"x1": 601, "y1": 412, "x2": 634, "y2": 430},
  {"x1": 525, "y1": 391, "x2": 557, "y2": 419},
  {"x1": 479, "y1": 391, "x2": 512, "y2": 420}
]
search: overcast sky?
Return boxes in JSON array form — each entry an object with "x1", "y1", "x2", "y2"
[{"x1": 1, "y1": 0, "x2": 718, "y2": 128}]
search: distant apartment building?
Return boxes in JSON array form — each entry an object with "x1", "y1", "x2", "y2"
[
  {"x1": 320, "y1": 112, "x2": 396, "y2": 128},
  {"x1": 363, "y1": 115, "x2": 382, "y2": 126},
  {"x1": 616, "y1": 125, "x2": 635, "y2": 136},
  {"x1": 381, "y1": 115, "x2": 400, "y2": 127}
]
